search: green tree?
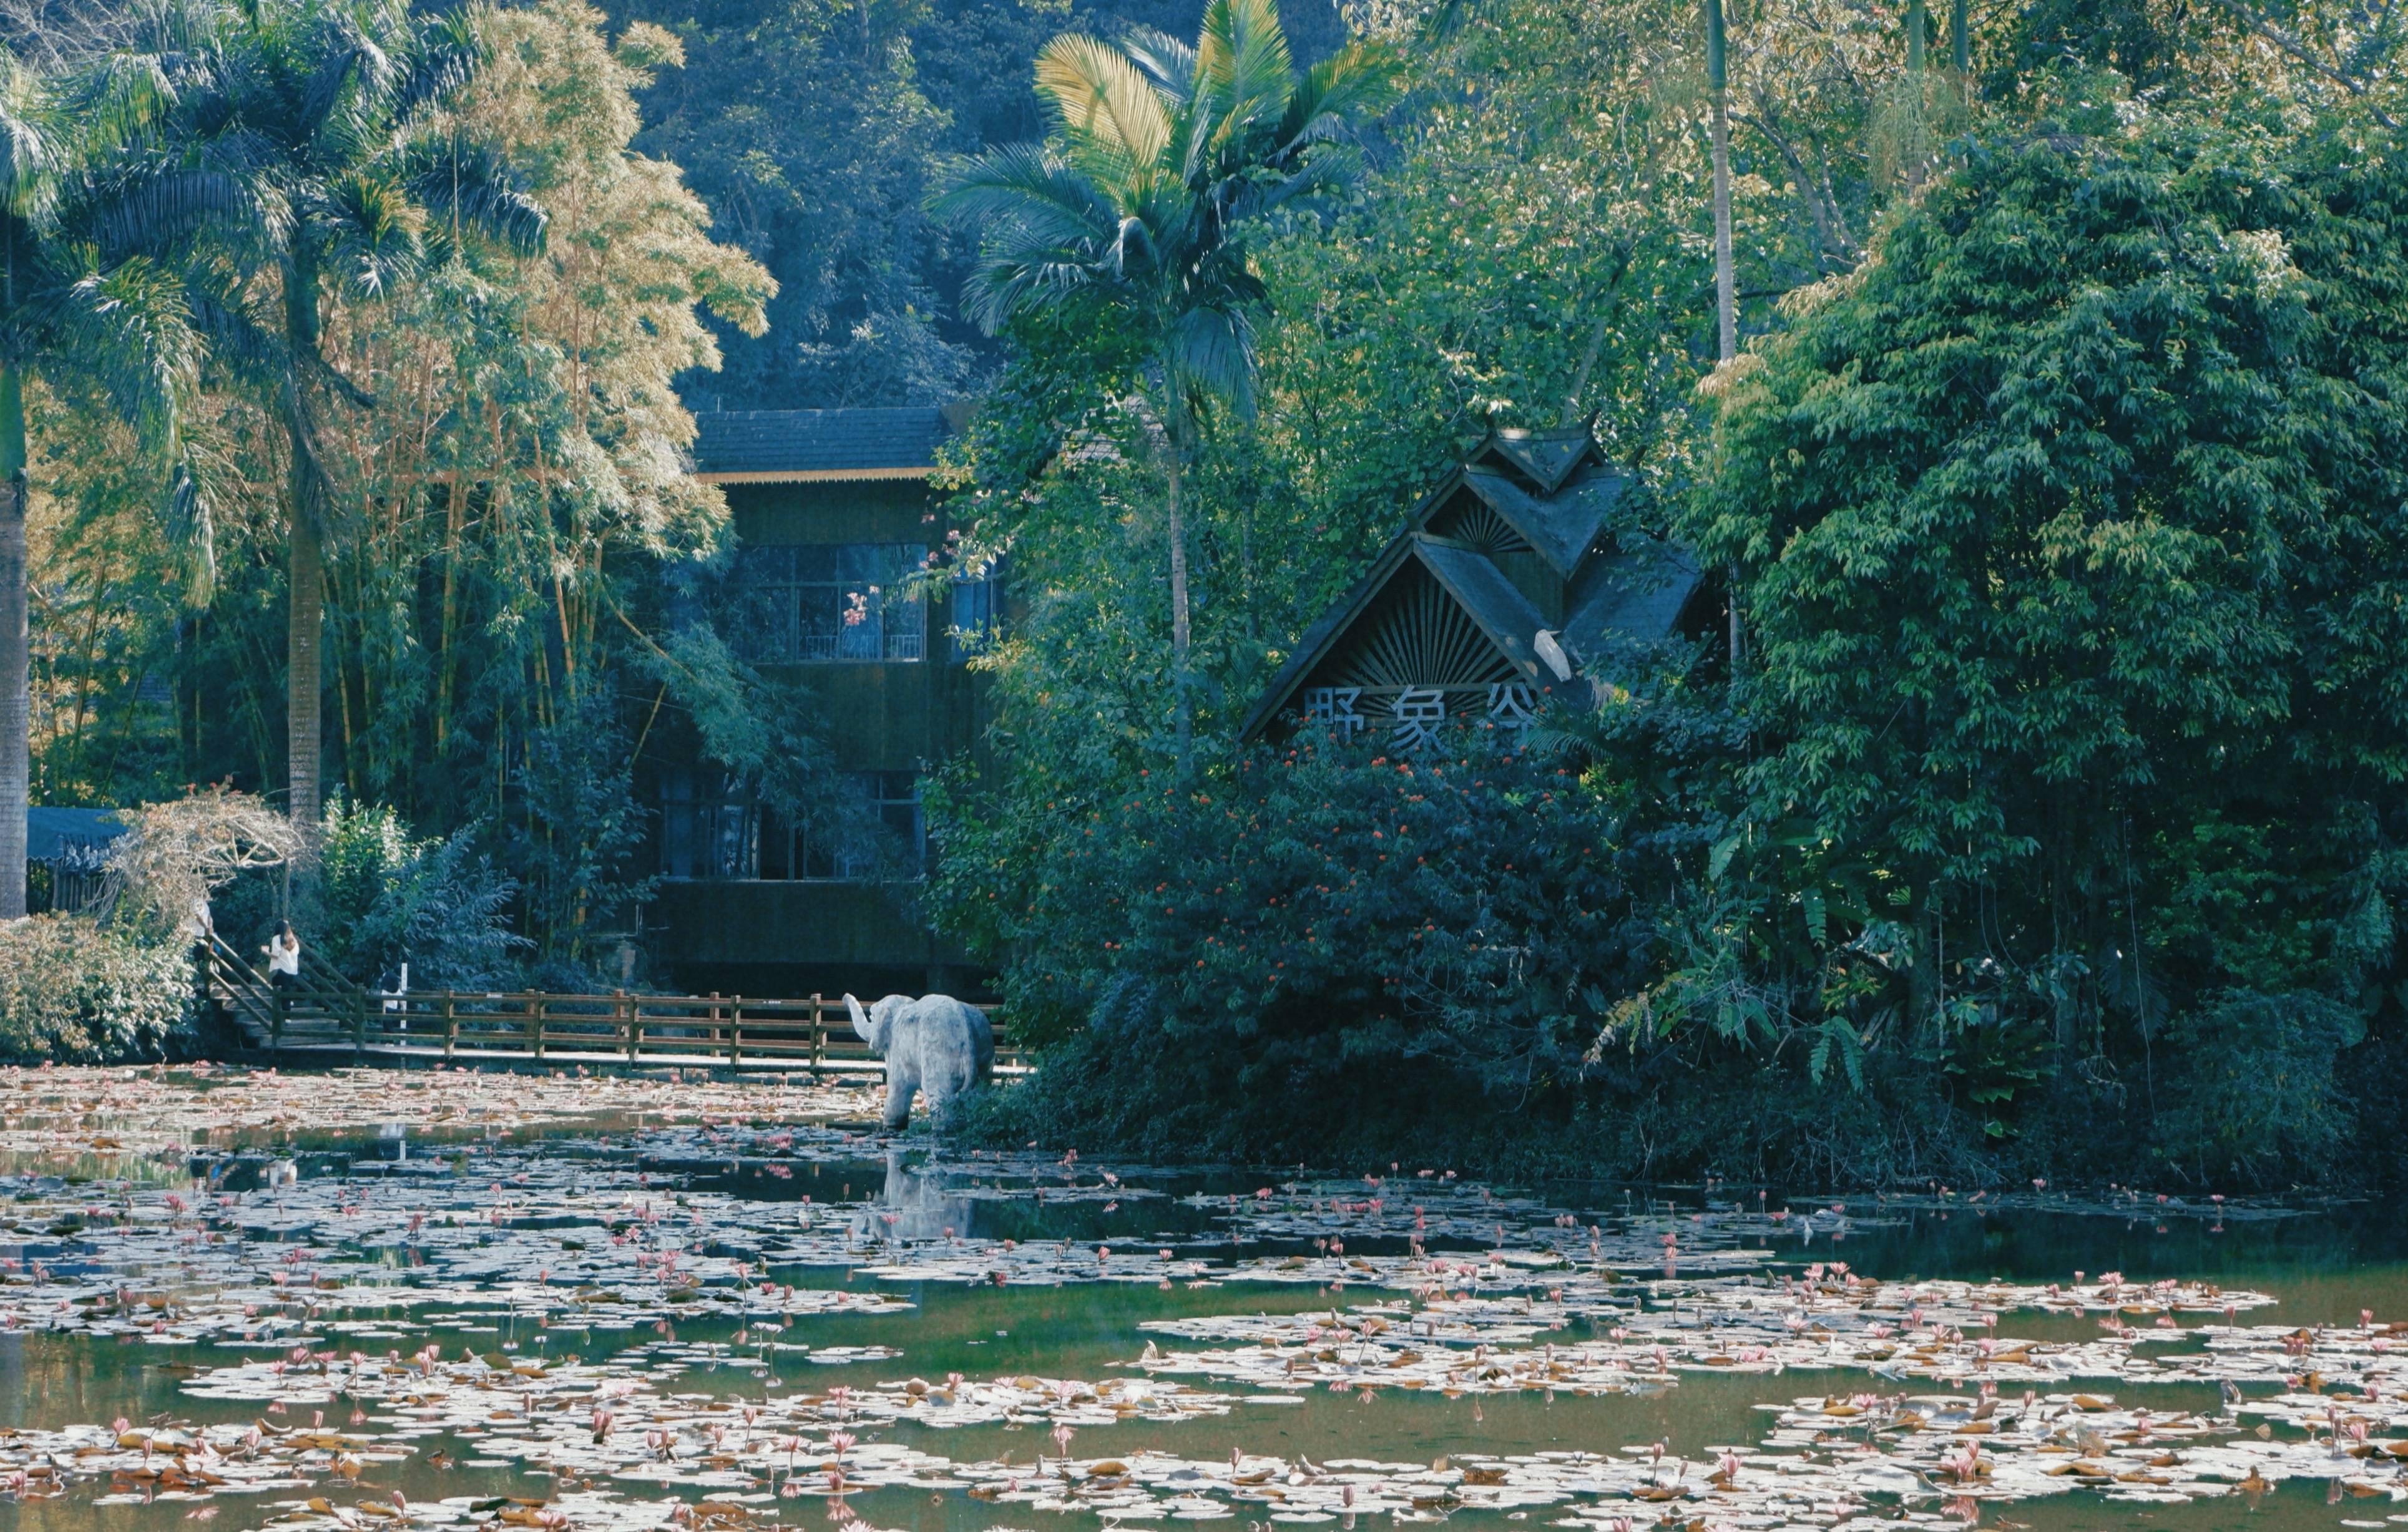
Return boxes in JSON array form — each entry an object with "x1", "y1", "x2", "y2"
[
  {"x1": 0, "y1": 43, "x2": 205, "y2": 916},
  {"x1": 932, "y1": 0, "x2": 1392, "y2": 771},
  {"x1": 139, "y1": 0, "x2": 546, "y2": 838},
  {"x1": 1687, "y1": 104, "x2": 2408, "y2": 1129},
  {"x1": 612, "y1": 0, "x2": 967, "y2": 408}
]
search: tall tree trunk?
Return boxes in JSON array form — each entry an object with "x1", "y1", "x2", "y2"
[
  {"x1": 1706, "y1": 0, "x2": 1736, "y2": 366},
  {"x1": 1904, "y1": 0, "x2": 1931, "y2": 188},
  {"x1": 287, "y1": 515, "x2": 325, "y2": 836},
  {"x1": 1165, "y1": 436, "x2": 1193, "y2": 776},
  {"x1": 1707, "y1": 0, "x2": 1742, "y2": 675},
  {"x1": 283, "y1": 254, "x2": 325, "y2": 842},
  {"x1": 0, "y1": 364, "x2": 27, "y2": 921},
  {"x1": 1950, "y1": 0, "x2": 1969, "y2": 74}
]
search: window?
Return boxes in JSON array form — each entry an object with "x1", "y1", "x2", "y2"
[
  {"x1": 762, "y1": 773, "x2": 924, "y2": 881},
  {"x1": 732, "y1": 544, "x2": 927, "y2": 663},
  {"x1": 948, "y1": 560, "x2": 1006, "y2": 661},
  {"x1": 663, "y1": 771, "x2": 923, "y2": 882},
  {"x1": 659, "y1": 771, "x2": 758, "y2": 880}
]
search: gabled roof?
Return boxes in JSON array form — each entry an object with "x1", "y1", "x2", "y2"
[
  {"x1": 1454, "y1": 462, "x2": 1632, "y2": 576},
  {"x1": 690, "y1": 407, "x2": 952, "y2": 482},
  {"x1": 1469, "y1": 426, "x2": 1601, "y2": 495},
  {"x1": 1240, "y1": 537, "x2": 1421, "y2": 740},
  {"x1": 1239, "y1": 426, "x2": 1709, "y2": 744},
  {"x1": 1238, "y1": 537, "x2": 1562, "y2": 741}
]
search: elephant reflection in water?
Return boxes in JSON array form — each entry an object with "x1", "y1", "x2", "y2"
[{"x1": 851, "y1": 1148, "x2": 976, "y2": 1244}]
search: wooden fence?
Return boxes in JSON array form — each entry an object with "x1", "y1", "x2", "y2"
[{"x1": 201, "y1": 934, "x2": 1010, "y2": 1071}]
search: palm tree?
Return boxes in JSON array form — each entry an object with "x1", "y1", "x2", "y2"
[
  {"x1": 0, "y1": 44, "x2": 210, "y2": 919},
  {"x1": 932, "y1": 0, "x2": 1391, "y2": 772},
  {"x1": 138, "y1": 0, "x2": 544, "y2": 838}
]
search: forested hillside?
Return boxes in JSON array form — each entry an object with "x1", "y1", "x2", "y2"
[{"x1": 601, "y1": 0, "x2": 1351, "y2": 408}]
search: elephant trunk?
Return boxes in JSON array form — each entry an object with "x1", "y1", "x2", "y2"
[{"x1": 844, "y1": 992, "x2": 883, "y2": 1050}]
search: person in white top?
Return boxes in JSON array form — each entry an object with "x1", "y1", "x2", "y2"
[{"x1": 263, "y1": 922, "x2": 301, "y2": 992}]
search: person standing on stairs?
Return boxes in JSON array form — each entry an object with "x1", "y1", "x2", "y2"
[{"x1": 264, "y1": 922, "x2": 301, "y2": 995}]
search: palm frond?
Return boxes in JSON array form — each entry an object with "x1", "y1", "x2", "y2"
[
  {"x1": 0, "y1": 48, "x2": 58, "y2": 222},
  {"x1": 178, "y1": 265, "x2": 286, "y2": 393},
  {"x1": 959, "y1": 216, "x2": 1118, "y2": 332},
  {"x1": 1035, "y1": 33, "x2": 1172, "y2": 167},
  {"x1": 296, "y1": 29, "x2": 372, "y2": 146},
  {"x1": 42, "y1": 250, "x2": 203, "y2": 452},
  {"x1": 391, "y1": 4, "x2": 484, "y2": 123},
  {"x1": 163, "y1": 451, "x2": 220, "y2": 602},
  {"x1": 72, "y1": 162, "x2": 251, "y2": 261},
  {"x1": 58, "y1": 51, "x2": 177, "y2": 159},
  {"x1": 929, "y1": 143, "x2": 1118, "y2": 247},
  {"x1": 1165, "y1": 301, "x2": 1257, "y2": 417},
  {"x1": 1120, "y1": 27, "x2": 1197, "y2": 104},
  {"x1": 1276, "y1": 44, "x2": 1398, "y2": 158},
  {"x1": 120, "y1": 0, "x2": 223, "y2": 62},
  {"x1": 1193, "y1": 0, "x2": 1293, "y2": 153},
  {"x1": 318, "y1": 165, "x2": 419, "y2": 300},
  {"x1": 399, "y1": 132, "x2": 545, "y2": 256}
]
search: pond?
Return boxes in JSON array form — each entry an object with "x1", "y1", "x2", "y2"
[{"x1": 0, "y1": 1065, "x2": 2399, "y2": 1532}]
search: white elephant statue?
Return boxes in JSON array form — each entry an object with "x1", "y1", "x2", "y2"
[{"x1": 843, "y1": 992, "x2": 995, "y2": 1129}]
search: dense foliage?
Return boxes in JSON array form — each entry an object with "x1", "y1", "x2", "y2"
[
  {"x1": 24, "y1": 0, "x2": 775, "y2": 985},
  {"x1": 0, "y1": 917, "x2": 195, "y2": 1062},
  {"x1": 926, "y1": 1, "x2": 2408, "y2": 1187},
  {"x1": 1669, "y1": 104, "x2": 2408, "y2": 1184},
  {"x1": 937, "y1": 738, "x2": 1640, "y2": 1156},
  {"x1": 9, "y1": 0, "x2": 2408, "y2": 1187}
]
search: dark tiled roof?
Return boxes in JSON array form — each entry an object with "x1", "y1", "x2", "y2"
[
  {"x1": 28, "y1": 806, "x2": 122, "y2": 862},
  {"x1": 1459, "y1": 462, "x2": 1632, "y2": 574},
  {"x1": 1240, "y1": 426, "x2": 1707, "y2": 742},
  {"x1": 1562, "y1": 539, "x2": 1705, "y2": 660},
  {"x1": 690, "y1": 407, "x2": 949, "y2": 477}
]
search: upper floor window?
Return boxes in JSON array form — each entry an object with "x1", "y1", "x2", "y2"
[
  {"x1": 948, "y1": 559, "x2": 1006, "y2": 661},
  {"x1": 661, "y1": 769, "x2": 924, "y2": 883},
  {"x1": 733, "y1": 544, "x2": 927, "y2": 663}
]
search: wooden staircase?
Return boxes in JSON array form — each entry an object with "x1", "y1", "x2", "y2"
[{"x1": 202, "y1": 933, "x2": 364, "y2": 1051}]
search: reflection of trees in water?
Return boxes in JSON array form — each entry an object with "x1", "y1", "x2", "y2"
[
  {"x1": 0, "y1": 1332, "x2": 190, "y2": 1431},
  {"x1": 1818, "y1": 1204, "x2": 2397, "y2": 1297}
]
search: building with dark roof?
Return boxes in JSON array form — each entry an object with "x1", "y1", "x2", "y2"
[
  {"x1": 1240, "y1": 427, "x2": 1711, "y2": 747},
  {"x1": 690, "y1": 407, "x2": 959, "y2": 482},
  {"x1": 648, "y1": 406, "x2": 999, "y2": 1000}
]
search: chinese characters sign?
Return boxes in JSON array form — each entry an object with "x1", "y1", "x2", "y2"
[{"x1": 1298, "y1": 683, "x2": 1539, "y2": 751}]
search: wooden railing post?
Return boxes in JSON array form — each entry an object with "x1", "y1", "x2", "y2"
[
  {"x1": 529, "y1": 996, "x2": 545, "y2": 1060},
  {"x1": 810, "y1": 993, "x2": 825, "y2": 1072},
  {"x1": 619, "y1": 991, "x2": 635, "y2": 1061},
  {"x1": 708, "y1": 992, "x2": 722, "y2": 1066},
  {"x1": 443, "y1": 994, "x2": 458, "y2": 1060},
  {"x1": 353, "y1": 985, "x2": 367, "y2": 1061},
  {"x1": 727, "y1": 998, "x2": 740, "y2": 1067}
]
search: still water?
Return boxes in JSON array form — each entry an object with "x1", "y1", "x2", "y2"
[{"x1": 0, "y1": 1066, "x2": 2398, "y2": 1532}]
